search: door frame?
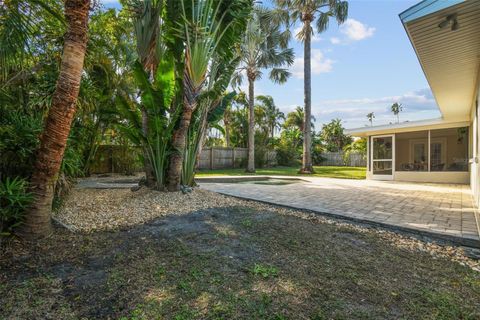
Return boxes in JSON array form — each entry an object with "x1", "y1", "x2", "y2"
[{"x1": 371, "y1": 134, "x2": 395, "y2": 180}]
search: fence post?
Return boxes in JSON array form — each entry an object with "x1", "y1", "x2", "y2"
[
  {"x1": 232, "y1": 147, "x2": 236, "y2": 168},
  {"x1": 210, "y1": 148, "x2": 214, "y2": 170}
]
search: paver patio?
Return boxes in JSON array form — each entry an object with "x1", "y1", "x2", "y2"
[{"x1": 200, "y1": 176, "x2": 480, "y2": 247}]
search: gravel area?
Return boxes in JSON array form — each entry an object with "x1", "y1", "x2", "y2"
[
  {"x1": 55, "y1": 188, "x2": 245, "y2": 232},
  {"x1": 55, "y1": 187, "x2": 480, "y2": 271}
]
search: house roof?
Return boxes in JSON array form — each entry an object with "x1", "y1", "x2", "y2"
[
  {"x1": 399, "y1": 0, "x2": 466, "y2": 23},
  {"x1": 345, "y1": 118, "x2": 470, "y2": 137},
  {"x1": 400, "y1": 0, "x2": 480, "y2": 122}
]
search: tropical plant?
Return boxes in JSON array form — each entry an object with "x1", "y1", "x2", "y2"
[
  {"x1": 231, "y1": 7, "x2": 294, "y2": 173},
  {"x1": 0, "y1": 177, "x2": 33, "y2": 236},
  {"x1": 117, "y1": 60, "x2": 177, "y2": 190},
  {"x1": 343, "y1": 137, "x2": 367, "y2": 164},
  {"x1": 319, "y1": 118, "x2": 352, "y2": 152},
  {"x1": 256, "y1": 95, "x2": 285, "y2": 139},
  {"x1": 0, "y1": 0, "x2": 64, "y2": 83},
  {"x1": 275, "y1": 0, "x2": 348, "y2": 173},
  {"x1": 19, "y1": 0, "x2": 91, "y2": 239},
  {"x1": 166, "y1": 0, "x2": 252, "y2": 190},
  {"x1": 366, "y1": 112, "x2": 375, "y2": 126},
  {"x1": 284, "y1": 106, "x2": 315, "y2": 132},
  {"x1": 391, "y1": 102, "x2": 403, "y2": 123}
]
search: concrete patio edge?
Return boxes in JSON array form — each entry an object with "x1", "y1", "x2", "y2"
[{"x1": 212, "y1": 190, "x2": 480, "y2": 249}]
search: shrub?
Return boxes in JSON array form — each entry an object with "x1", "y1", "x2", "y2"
[
  {"x1": 0, "y1": 177, "x2": 33, "y2": 235},
  {"x1": 0, "y1": 112, "x2": 42, "y2": 179},
  {"x1": 276, "y1": 143, "x2": 299, "y2": 167}
]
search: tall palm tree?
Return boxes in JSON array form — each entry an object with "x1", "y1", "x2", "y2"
[
  {"x1": 232, "y1": 7, "x2": 294, "y2": 173},
  {"x1": 366, "y1": 112, "x2": 375, "y2": 126},
  {"x1": 391, "y1": 102, "x2": 403, "y2": 123},
  {"x1": 256, "y1": 95, "x2": 285, "y2": 138},
  {"x1": 275, "y1": 0, "x2": 348, "y2": 173},
  {"x1": 19, "y1": 0, "x2": 91, "y2": 238}
]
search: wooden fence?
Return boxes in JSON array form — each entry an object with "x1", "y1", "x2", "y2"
[
  {"x1": 197, "y1": 147, "x2": 277, "y2": 170},
  {"x1": 90, "y1": 146, "x2": 363, "y2": 174},
  {"x1": 320, "y1": 152, "x2": 366, "y2": 167}
]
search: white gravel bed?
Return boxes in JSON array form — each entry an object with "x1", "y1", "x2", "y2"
[{"x1": 55, "y1": 187, "x2": 479, "y2": 271}]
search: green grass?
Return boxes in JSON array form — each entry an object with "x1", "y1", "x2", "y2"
[
  {"x1": 196, "y1": 166, "x2": 366, "y2": 180},
  {"x1": 2, "y1": 204, "x2": 479, "y2": 319}
]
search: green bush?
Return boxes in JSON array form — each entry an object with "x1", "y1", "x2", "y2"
[
  {"x1": 276, "y1": 143, "x2": 299, "y2": 167},
  {"x1": 0, "y1": 177, "x2": 33, "y2": 235},
  {"x1": 0, "y1": 112, "x2": 42, "y2": 179}
]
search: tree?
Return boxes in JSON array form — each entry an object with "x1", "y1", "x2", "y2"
[
  {"x1": 232, "y1": 7, "x2": 294, "y2": 173},
  {"x1": 19, "y1": 0, "x2": 91, "y2": 239},
  {"x1": 284, "y1": 106, "x2": 315, "y2": 132},
  {"x1": 256, "y1": 95, "x2": 285, "y2": 139},
  {"x1": 166, "y1": 0, "x2": 251, "y2": 191},
  {"x1": 319, "y1": 118, "x2": 352, "y2": 152},
  {"x1": 391, "y1": 102, "x2": 403, "y2": 123},
  {"x1": 275, "y1": 0, "x2": 348, "y2": 173},
  {"x1": 366, "y1": 112, "x2": 375, "y2": 126}
]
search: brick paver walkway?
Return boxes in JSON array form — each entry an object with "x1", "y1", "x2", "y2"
[{"x1": 200, "y1": 176, "x2": 480, "y2": 247}]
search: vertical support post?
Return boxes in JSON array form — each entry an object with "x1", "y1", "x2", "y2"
[
  {"x1": 366, "y1": 136, "x2": 370, "y2": 172},
  {"x1": 428, "y1": 130, "x2": 431, "y2": 172},
  {"x1": 210, "y1": 147, "x2": 214, "y2": 170},
  {"x1": 232, "y1": 147, "x2": 236, "y2": 169}
]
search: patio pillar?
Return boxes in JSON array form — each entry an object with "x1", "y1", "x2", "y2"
[{"x1": 428, "y1": 130, "x2": 431, "y2": 172}]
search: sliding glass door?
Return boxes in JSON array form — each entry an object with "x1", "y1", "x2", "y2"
[{"x1": 371, "y1": 135, "x2": 394, "y2": 180}]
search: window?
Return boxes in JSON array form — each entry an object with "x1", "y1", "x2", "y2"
[
  {"x1": 395, "y1": 131, "x2": 428, "y2": 171},
  {"x1": 430, "y1": 127, "x2": 468, "y2": 172}
]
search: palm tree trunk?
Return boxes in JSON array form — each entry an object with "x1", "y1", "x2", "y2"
[
  {"x1": 246, "y1": 74, "x2": 255, "y2": 173},
  {"x1": 141, "y1": 107, "x2": 156, "y2": 187},
  {"x1": 300, "y1": 19, "x2": 313, "y2": 174},
  {"x1": 167, "y1": 106, "x2": 194, "y2": 191},
  {"x1": 19, "y1": 0, "x2": 90, "y2": 239}
]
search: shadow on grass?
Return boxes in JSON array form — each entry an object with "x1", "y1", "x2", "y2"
[{"x1": 1, "y1": 204, "x2": 479, "y2": 319}]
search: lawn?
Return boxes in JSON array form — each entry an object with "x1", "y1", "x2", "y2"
[
  {"x1": 196, "y1": 166, "x2": 366, "y2": 180},
  {"x1": 1, "y1": 188, "x2": 479, "y2": 319}
]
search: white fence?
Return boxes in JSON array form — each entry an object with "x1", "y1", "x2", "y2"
[{"x1": 198, "y1": 147, "x2": 277, "y2": 169}]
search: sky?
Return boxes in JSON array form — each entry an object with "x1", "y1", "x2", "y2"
[{"x1": 100, "y1": 0, "x2": 441, "y2": 129}]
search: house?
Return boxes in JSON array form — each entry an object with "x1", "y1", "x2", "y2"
[{"x1": 346, "y1": 0, "x2": 480, "y2": 207}]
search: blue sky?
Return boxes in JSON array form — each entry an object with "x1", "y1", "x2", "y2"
[{"x1": 100, "y1": 0, "x2": 441, "y2": 129}]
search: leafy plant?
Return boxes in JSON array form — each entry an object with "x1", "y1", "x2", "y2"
[
  {"x1": 0, "y1": 177, "x2": 33, "y2": 235},
  {"x1": 252, "y1": 263, "x2": 279, "y2": 279},
  {"x1": 117, "y1": 60, "x2": 177, "y2": 190},
  {"x1": 0, "y1": 111, "x2": 42, "y2": 179}
]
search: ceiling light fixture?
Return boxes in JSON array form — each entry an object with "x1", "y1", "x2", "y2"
[{"x1": 438, "y1": 13, "x2": 459, "y2": 31}]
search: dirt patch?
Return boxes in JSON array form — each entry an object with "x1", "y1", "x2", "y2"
[{"x1": 1, "y1": 188, "x2": 480, "y2": 319}]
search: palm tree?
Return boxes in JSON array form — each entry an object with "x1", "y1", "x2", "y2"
[
  {"x1": 391, "y1": 102, "x2": 403, "y2": 123},
  {"x1": 284, "y1": 106, "x2": 315, "y2": 132},
  {"x1": 232, "y1": 7, "x2": 294, "y2": 173},
  {"x1": 366, "y1": 112, "x2": 375, "y2": 126},
  {"x1": 166, "y1": 0, "x2": 251, "y2": 190},
  {"x1": 256, "y1": 95, "x2": 285, "y2": 139},
  {"x1": 275, "y1": 0, "x2": 348, "y2": 173},
  {"x1": 19, "y1": 0, "x2": 91, "y2": 238}
]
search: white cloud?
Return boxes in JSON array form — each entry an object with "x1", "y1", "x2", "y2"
[
  {"x1": 100, "y1": 0, "x2": 120, "y2": 3},
  {"x1": 340, "y1": 19, "x2": 375, "y2": 41},
  {"x1": 290, "y1": 49, "x2": 334, "y2": 79},
  {"x1": 293, "y1": 26, "x2": 322, "y2": 43},
  {"x1": 312, "y1": 89, "x2": 440, "y2": 128},
  {"x1": 330, "y1": 37, "x2": 341, "y2": 44}
]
